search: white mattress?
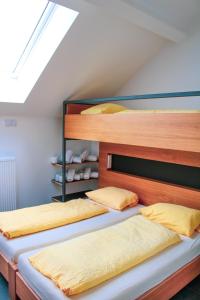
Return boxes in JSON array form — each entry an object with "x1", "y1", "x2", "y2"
[
  {"x1": 18, "y1": 232, "x2": 200, "y2": 300},
  {"x1": 0, "y1": 202, "x2": 143, "y2": 262}
]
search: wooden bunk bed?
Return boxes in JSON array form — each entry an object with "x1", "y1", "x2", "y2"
[
  {"x1": 63, "y1": 93, "x2": 200, "y2": 209},
  {"x1": 3, "y1": 91, "x2": 200, "y2": 299}
]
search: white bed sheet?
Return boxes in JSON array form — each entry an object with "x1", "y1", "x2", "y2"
[
  {"x1": 18, "y1": 232, "x2": 200, "y2": 300},
  {"x1": 0, "y1": 202, "x2": 143, "y2": 262}
]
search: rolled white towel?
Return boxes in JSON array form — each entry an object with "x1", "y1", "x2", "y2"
[
  {"x1": 83, "y1": 167, "x2": 91, "y2": 180},
  {"x1": 72, "y1": 156, "x2": 82, "y2": 164},
  {"x1": 80, "y1": 150, "x2": 88, "y2": 162},
  {"x1": 66, "y1": 169, "x2": 75, "y2": 182},
  {"x1": 57, "y1": 174, "x2": 63, "y2": 183},
  {"x1": 66, "y1": 150, "x2": 73, "y2": 163},
  {"x1": 55, "y1": 174, "x2": 60, "y2": 182},
  {"x1": 87, "y1": 154, "x2": 98, "y2": 162},
  {"x1": 74, "y1": 173, "x2": 81, "y2": 181},
  {"x1": 90, "y1": 171, "x2": 99, "y2": 179}
]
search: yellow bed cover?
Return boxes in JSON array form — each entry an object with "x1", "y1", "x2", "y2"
[
  {"x1": 0, "y1": 199, "x2": 107, "y2": 238},
  {"x1": 30, "y1": 215, "x2": 180, "y2": 296}
]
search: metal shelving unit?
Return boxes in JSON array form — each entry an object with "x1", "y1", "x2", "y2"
[
  {"x1": 52, "y1": 192, "x2": 89, "y2": 202},
  {"x1": 51, "y1": 138, "x2": 99, "y2": 201},
  {"x1": 51, "y1": 161, "x2": 98, "y2": 168}
]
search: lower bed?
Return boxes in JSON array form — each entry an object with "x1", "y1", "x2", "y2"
[
  {"x1": 18, "y1": 232, "x2": 200, "y2": 300},
  {"x1": 0, "y1": 203, "x2": 143, "y2": 263}
]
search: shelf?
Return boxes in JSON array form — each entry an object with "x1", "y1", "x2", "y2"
[
  {"x1": 52, "y1": 161, "x2": 98, "y2": 167},
  {"x1": 52, "y1": 192, "x2": 90, "y2": 202},
  {"x1": 51, "y1": 178, "x2": 98, "y2": 186}
]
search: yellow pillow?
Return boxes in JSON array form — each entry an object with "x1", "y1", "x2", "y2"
[
  {"x1": 140, "y1": 203, "x2": 200, "y2": 237},
  {"x1": 86, "y1": 187, "x2": 138, "y2": 210},
  {"x1": 81, "y1": 103, "x2": 126, "y2": 114},
  {"x1": 114, "y1": 109, "x2": 134, "y2": 114}
]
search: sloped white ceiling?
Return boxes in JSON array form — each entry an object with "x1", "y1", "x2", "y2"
[
  {"x1": 125, "y1": 0, "x2": 200, "y2": 33},
  {"x1": 0, "y1": 0, "x2": 172, "y2": 117}
]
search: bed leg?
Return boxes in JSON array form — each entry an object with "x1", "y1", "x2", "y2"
[{"x1": 8, "y1": 262, "x2": 17, "y2": 300}]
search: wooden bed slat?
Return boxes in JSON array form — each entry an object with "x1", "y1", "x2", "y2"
[{"x1": 65, "y1": 113, "x2": 200, "y2": 153}]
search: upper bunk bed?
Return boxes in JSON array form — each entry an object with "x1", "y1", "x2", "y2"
[{"x1": 64, "y1": 91, "x2": 200, "y2": 153}]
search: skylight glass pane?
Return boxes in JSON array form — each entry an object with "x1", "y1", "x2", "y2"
[
  {"x1": 0, "y1": 0, "x2": 48, "y2": 77},
  {"x1": 0, "y1": 1, "x2": 79, "y2": 103}
]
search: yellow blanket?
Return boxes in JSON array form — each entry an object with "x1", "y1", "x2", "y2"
[
  {"x1": 29, "y1": 215, "x2": 180, "y2": 296},
  {"x1": 0, "y1": 199, "x2": 107, "y2": 239}
]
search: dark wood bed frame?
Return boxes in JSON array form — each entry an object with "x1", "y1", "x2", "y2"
[{"x1": 0, "y1": 100, "x2": 200, "y2": 300}]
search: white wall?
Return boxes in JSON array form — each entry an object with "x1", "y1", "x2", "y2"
[
  {"x1": 0, "y1": 117, "x2": 99, "y2": 208},
  {"x1": 116, "y1": 29, "x2": 200, "y2": 109},
  {"x1": 0, "y1": 116, "x2": 61, "y2": 208}
]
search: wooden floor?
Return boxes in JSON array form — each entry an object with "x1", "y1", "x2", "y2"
[{"x1": 0, "y1": 274, "x2": 199, "y2": 300}]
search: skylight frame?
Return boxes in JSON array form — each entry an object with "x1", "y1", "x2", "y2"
[{"x1": 11, "y1": 1, "x2": 53, "y2": 79}]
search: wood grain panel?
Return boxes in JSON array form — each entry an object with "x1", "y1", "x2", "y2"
[
  {"x1": 66, "y1": 104, "x2": 93, "y2": 114},
  {"x1": 16, "y1": 273, "x2": 40, "y2": 300},
  {"x1": 100, "y1": 143, "x2": 200, "y2": 167},
  {"x1": 8, "y1": 263, "x2": 17, "y2": 300},
  {"x1": 99, "y1": 170, "x2": 200, "y2": 209},
  {"x1": 0, "y1": 252, "x2": 9, "y2": 281},
  {"x1": 99, "y1": 143, "x2": 200, "y2": 209},
  {"x1": 138, "y1": 256, "x2": 200, "y2": 300},
  {"x1": 65, "y1": 113, "x2": 200, "y2": 152}
]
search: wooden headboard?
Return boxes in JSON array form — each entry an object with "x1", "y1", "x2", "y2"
[{"x1": 99, "y1": 143, "x2": 200, "y2": 209}]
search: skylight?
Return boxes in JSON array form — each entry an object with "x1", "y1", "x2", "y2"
[{"x1": 0, "y1": 0, "x2": 79, "y2": 103}]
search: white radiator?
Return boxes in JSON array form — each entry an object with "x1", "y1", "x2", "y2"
[{"x1": 0, "y1": 157, "x2": 17, "y2": 211}]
